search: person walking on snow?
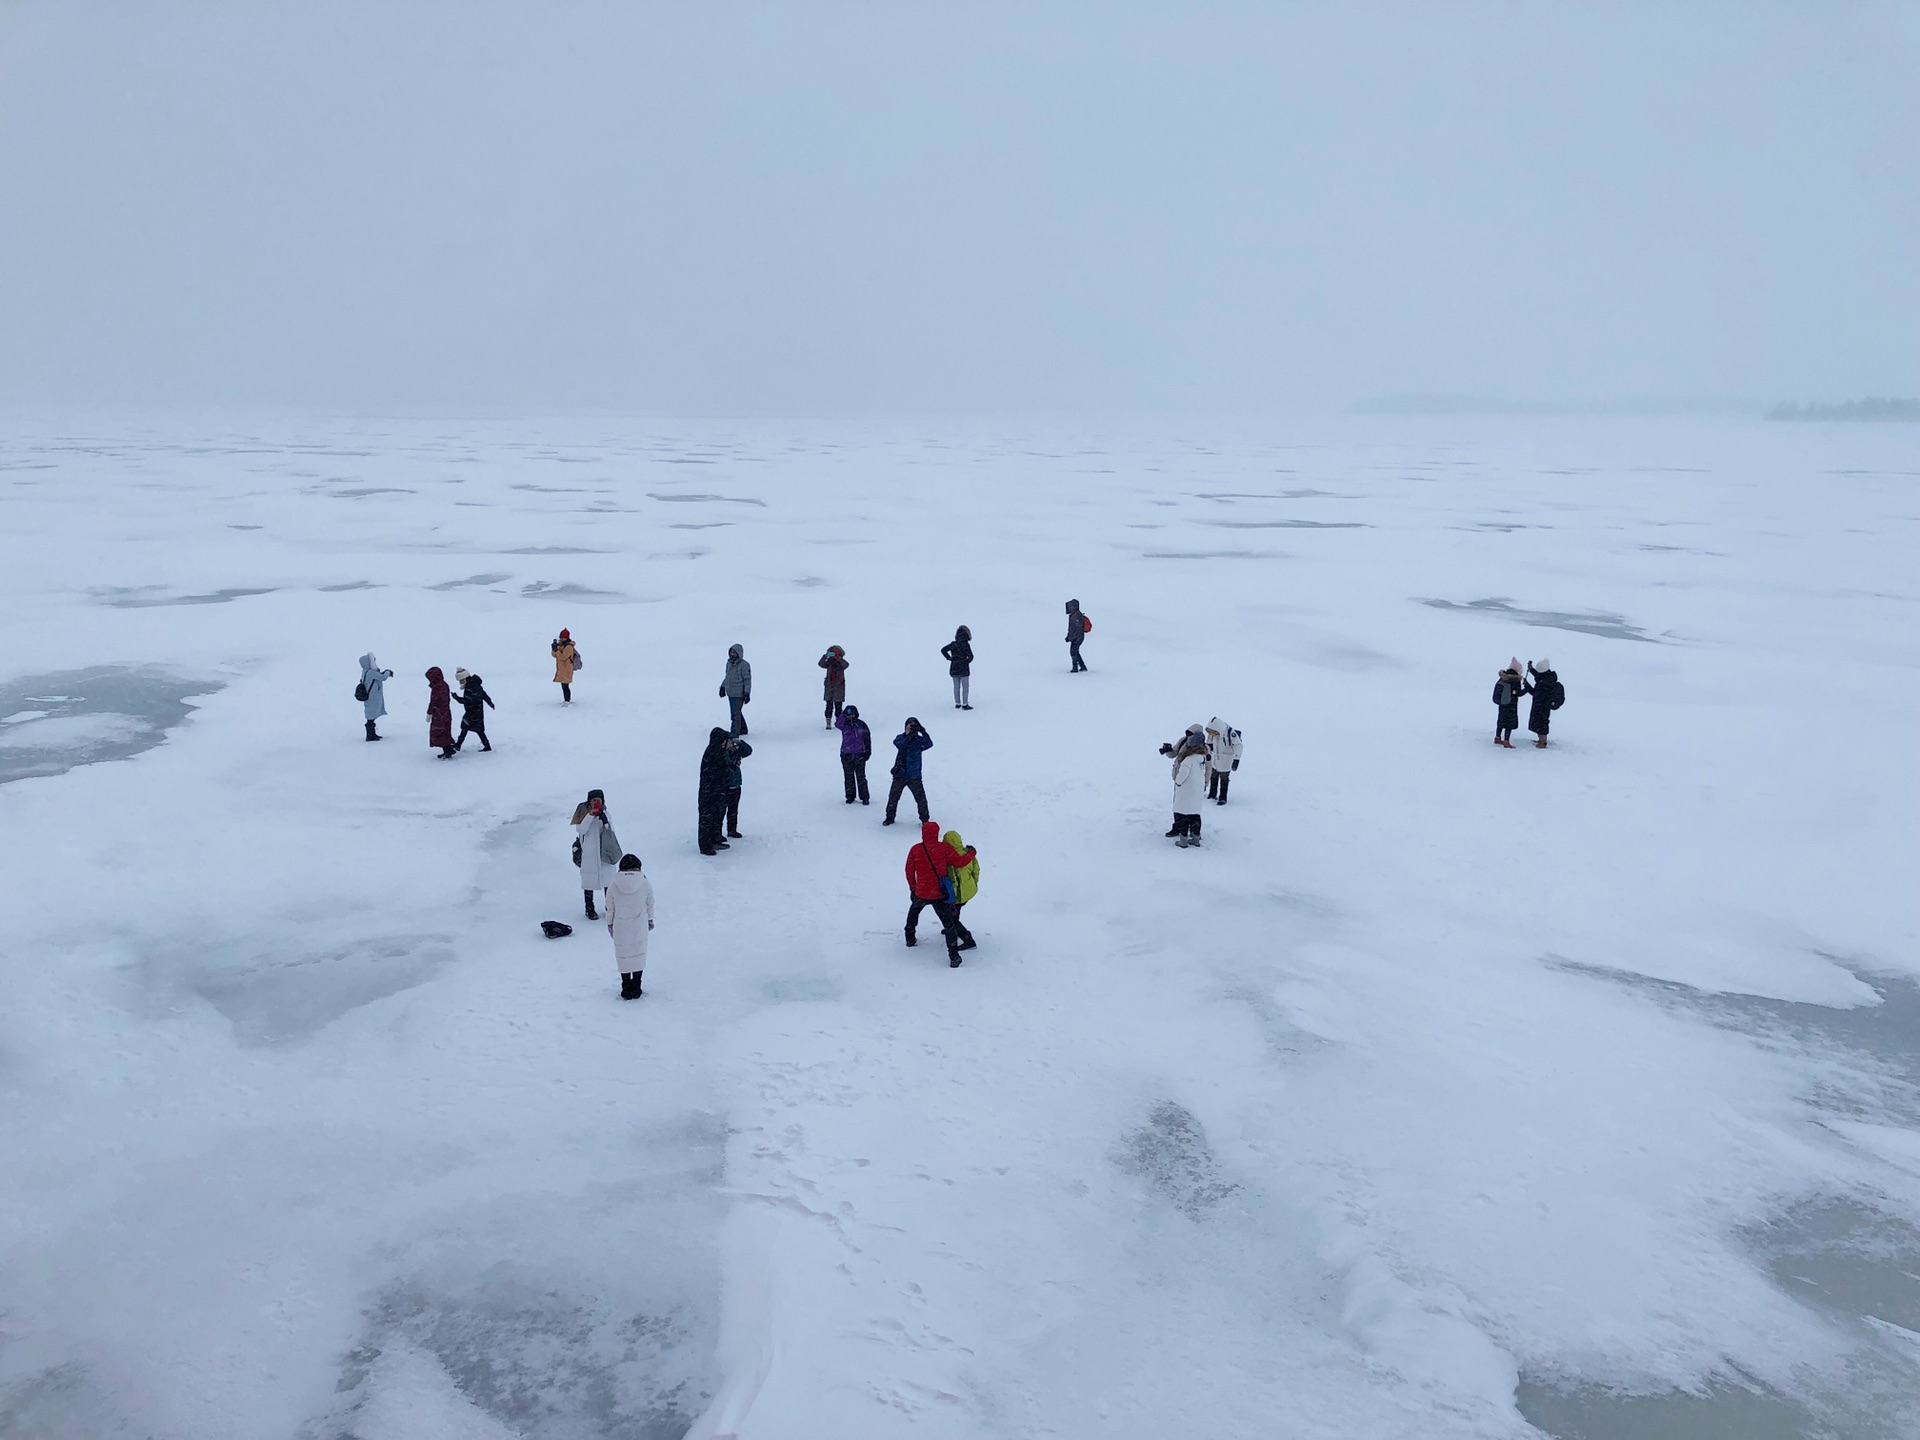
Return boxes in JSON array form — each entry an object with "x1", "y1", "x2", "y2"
[
  {"x1": 357, "y1": 653, "x2": 392, "y2": 741},
  {"x1": 883, "y1": 717, "x2": 933, "y2": 826},
  {"x1": 551, "y1": 629, "x2": 579, "y2": 703},
  {"x1": 605, "y1": 854, "x2": 655, "y2": 1000},
  {"x1": 1161, "y1": 724, "x2": 1208, "y2": 845},
  {"x1": 904, "y1": 820, "x2": 976, "y2": 967},
  {"x1": 941, "y1": 827, "x2": 980, "y2": 953},
  {"x1": 722, "y1": 732, "x2": 753, "y2": 839},
  {"x1": 453, "y1": 667, "x2": 495, "y2": 752},
  {"x1": 697, "y1": 728, "x2": 733, "y2": 854},
  {"x1": 1493, "y1": 659, "x2": 1524, "y2": 748},
  {"x1": 1523, "y1": 659, "x2": 1563, "y2": 749},
  {"x1": 425, "y1": 667, "x2": 457, "y2": 758},
  {"x1": 941, "y1": 626, "x2": 974, "y2": 709},
  {"x1": 1205, "y1": 717, "x2": 1242, "y2": 804},
  {"x1": 836, "y1": 704, "x2": 873, "y2": 805},
  {"x1": 818, "y1": 645, "x2": 848, "y2": 728},
  {"x1": 572, "y1": 789, "x2": 621, "y2": 918},
  {"x1": 720, "y1": 644, "x2": 752, "y2": 735},
  {"x1": 1065, "y1": 599, "x2": 1090, "y2": 672}
]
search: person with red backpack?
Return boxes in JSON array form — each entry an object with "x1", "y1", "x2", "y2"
[
  {"x1": 1065, "y1": 598, "x2": 1090, "y2": 672},
  {"x1": 903, "y1": 820, "x2": 976, "y2": 967}
]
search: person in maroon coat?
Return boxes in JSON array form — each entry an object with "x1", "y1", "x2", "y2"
[
  {"x1": 904, "y1": 820, "x2": 976, "y2": 967},
  {"x1": 818, "y1": 645, "x2": 848, "y2": 728},
  {"x1": 425, "y1": 666, "x2": 456, "y2": 758}
]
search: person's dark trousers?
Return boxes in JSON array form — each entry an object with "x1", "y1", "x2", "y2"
[
  {"x1": 725, "y1": 786, "x2": 743, "y2": 837},
  {"x1": 950, "y1": 903, "x2": 976, "y2": 949},
  {"x1": 825, "y1": 698, "x2": 843, "y2": 726},
  {"x1": 456, "y1": 720, "x2": 490, "y2": 752},
  {"x1": 884, "y1": 774, "x2": 928, "y2": 824},
  {"x1": 1069, "y1": 639, "x2": 1086, "y2": 672},
  {"x1": 729, "y1": 696, "x2": 749, "y2": 735},
  {"x1": 698, "y1": 797, "x2": 726, "y2": 854},
  {"x1": 561, "y1": 682, "x2": 571, "y2": 702},
  {"x1": 905, "y1": 896, "x2": 962, "y2": 959},
  {"x1": 841, "y1": 754, "x2": 870, "y2": 804},
  {"x1": 1179, "y1": 813, "x2": 1203, "y2": 839},
  {"x1": 1208, "y1": 769, "x2": 1229, "y2": 803},
  {"x1": 584, "y1": 888, "x2": 599, "y2": 919}
]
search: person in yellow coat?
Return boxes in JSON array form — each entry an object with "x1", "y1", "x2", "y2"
[
  {"x1": 551, "y1": 628, "x2": 579, "y2": 703},
  {"x1": 941, "y1": 828, "x2": 979, "y2": 952}
]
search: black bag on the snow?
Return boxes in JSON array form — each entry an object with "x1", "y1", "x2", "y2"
[
  {"x1": 354, "y1": 681, "x2": 369, "y2": 702},
  {"x1": 541, "y1": 920, "x2": 574, "y2": 938}
]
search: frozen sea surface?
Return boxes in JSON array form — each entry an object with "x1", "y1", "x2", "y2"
[{"x1": 0, "y1": 417, "x2": 1914, "y2": 1439}]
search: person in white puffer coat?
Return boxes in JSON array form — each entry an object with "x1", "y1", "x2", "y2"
[
  {"x1": 605, "y1": 855, "x2": 655, "y2": 1000},
  {"x1": 1205, "y1": 717, "x2": 1243, "y2": 805},
  {"x1": 571, "y1": 789, "x2": 621, "y2": 921},
  {"x1": 1161, "y1": 724, "x2": 1210, "y2": 847}
]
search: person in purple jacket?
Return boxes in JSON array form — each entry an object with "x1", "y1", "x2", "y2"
[{"x1": 834, "y1": 704, "x2": 873, "y2": 805}]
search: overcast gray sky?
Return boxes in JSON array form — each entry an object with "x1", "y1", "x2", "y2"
[{"x1": 1, "y1": 1, "x2": 1914, "y2": 415}]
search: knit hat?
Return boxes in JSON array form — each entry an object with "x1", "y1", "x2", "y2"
[
  {"x1": 1507, "y1": 657, "x2": 1521, "y2": 673},
  {"x1": 1536, "y1": 657, "x2": 1551, "y2": 671},
  {"x1": 559, "y1": 628, "x2": 570, "y2": 640},
  {"x1": 454, "y1": 667, "x2": 470, "y2": 685}
]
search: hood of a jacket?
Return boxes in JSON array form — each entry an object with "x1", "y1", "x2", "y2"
[
  {"x1": 728, "y1": 645, "x2": 743, "y2": 660},
  {"x1": 920, "y1": 820, "x2": 942, "y2": 846},
  {"x1": 360, "y1": 653, "x2": 378, "y2": 673},
  {"x1": 942, "y1": 829, "x2": 968, "y2": 855},
  {"x1": 426, "y1": 666, "x2": 445, "y2": 684},
  {"x1": 610, "y1": 870, "x2": 647, "y2": 895}
]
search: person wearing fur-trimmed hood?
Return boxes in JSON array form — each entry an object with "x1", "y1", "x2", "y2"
[
  {"x1": 1492, "y1": 659, "x2": 1524, "y2": 748},
  {"x1": 1204, "y1": 717, "x2": 1242, "y2": 804},
  {"x1": 572, "y1": 789, "x2": 620, "y2": 918},
  {"x1": 358, "y1": 653, "x2": 392, "y2": 741},
  {"x1": 1161, "y1": 724, "x2": 1209, "y2": 846},
  {"x1": 425, "y1": 667, "x2": 456, "y2": 758}
]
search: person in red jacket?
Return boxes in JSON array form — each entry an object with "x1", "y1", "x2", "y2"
[{"x1": 904, "y1": 820, "x2": 976, "y2": 967}]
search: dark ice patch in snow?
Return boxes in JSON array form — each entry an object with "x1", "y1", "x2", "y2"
[
  {"x1": 1554, "y1": 960, "x2": 1920, "y2": 1114},
  {"x1": 522, "y1": 581, "x2": 625, "y2": 601},
  {"x1": 93, "y1": 585, "x2": 277, "y2": 608},
  {"x1": 1195, "y1": 519, "x2": 1366, "y2": 530},
  {"x1": 1745, "y1": 1194, "x2": 1920, "y2": 1333},
  {"x1": 504, "y1": 546, "x2": 610, "y2": 554},
  {"x1": 1515, "y1": 1375, "x2": 1821, "y2": 1440},
  {"x1": 1420, "y1": 596, "x2": 1659, "y2": 642},
  {"x1": 792, "y1": 576, "x2": 828, "y2": 587},
  {"x1": 0, "y1": 666, "x2": 221, "y2": 786},
  {"x1": 1141, "y1": 550, "x2": 1286, "y2": 561},
  {"x1": 427, "y1": 573, "x2": 512, "y2": 591},
  {"x1": 175, "y1": 934, "x2": 455, "y2": 1047},
  {"x1": 646, "y1": 493, "x2": 765, "y2": 506},
  {"x1": 762, "y1": 975, "x2": 845, "y2": 1003},
  {"x1": 227, "y1": 523, "x2": 263, "y2": 530},
  {"x1": 319, "y1": 581, "x2": 380, "y2": 591},
  {"x1": 327, "y1": 487, "x2": 413, "y2": 498},
  {"x1": 1113, "y1": 1102, "x2": 1239, "y2": 1217},
  {"x1": 1192, "y1": 489, "x2": 1342, "y2": 500},
  {"x1": 670, "y1": 522, "x2": 733, "y2": 530}
]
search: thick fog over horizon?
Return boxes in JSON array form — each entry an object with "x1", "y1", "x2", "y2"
[{"x1": 1, "y1": 1, "x2": 1916, "y2": 417}]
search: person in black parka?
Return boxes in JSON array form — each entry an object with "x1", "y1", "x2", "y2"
[
  {"x1": 941, "y1": 626, "x2": 974, "y2": 709},
  {"x1": 1523, "y1": 659, "x2": 1562, "y2": 748},
  {"x1": 1492, "y1": 659, "x2": 1524, "y2": 748},
  {"x1": 453, "y1": 667, "x2": 495, "y2": 752},
  {"x1": 722, "y1": 733, "x2": 753, "y2": 839},
  {"x1": 1065, "y1": 599, "x2": 1088, "y2": 672},
  {"x1": 697, "y1": 727, "x2": 733, "y2": 855}
]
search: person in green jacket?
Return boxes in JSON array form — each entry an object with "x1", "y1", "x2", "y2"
[{"x1": 942, "y1": 828, "x2": 979, "y2": 952}]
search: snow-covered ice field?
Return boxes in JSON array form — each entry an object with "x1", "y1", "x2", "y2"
[{"x1": 1, "y1": 416, "x2": 1915, "y2": 1439}]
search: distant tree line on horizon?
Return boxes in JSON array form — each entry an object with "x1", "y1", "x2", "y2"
[{"x1": 1766, "y1": 397, "x2": 1920, "y2": 422}]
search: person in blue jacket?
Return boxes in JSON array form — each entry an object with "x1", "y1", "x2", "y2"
[{"x1": 882, "y1": 717, "x2": 933, "y2": 827}]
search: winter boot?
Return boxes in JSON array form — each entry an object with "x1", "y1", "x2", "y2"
[
  {"x1": 584, "y1": 891, "x2": 599, "y2": 921},
  {"x1": 904, "y1": 929, "x2": 918, "y2": 948},
  {"x1": 1535, "y1": 738, "x2": 1547, "y2": 749},
  {"x1": 365, "y1": 720, "x2": 380, "y2": 741},
  {"x1": 620, "y1": 972, "x2": 642, "y2": 1000},
  {"x1": 949, "y1": 955, "x2": 962, "y2": 967}
]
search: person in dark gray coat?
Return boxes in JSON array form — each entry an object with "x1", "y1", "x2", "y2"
[
  {"x1": 1064, "y1": 599, "x2": 1088, "y2": 672},
  {"x1": 719, "y1": 644, "x2": 752, "y2": 735},
  {"x1": 941, "y1": 626, "x2": 974, "y2": 709},
  {"x1": 722, "y1": 733, "x2": 753, "y2": 839}
]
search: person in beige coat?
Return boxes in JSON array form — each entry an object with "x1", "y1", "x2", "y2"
[{"x1": 552, "y1": 628, "x2": 579, "y2": 703}]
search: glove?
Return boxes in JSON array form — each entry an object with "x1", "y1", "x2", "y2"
[
  {"x1": 1232, "y1": 760, "x2": 1239, "y2": 771},
  {"x1": 718, "y1": 686, "x2": 726, "y2": 697}
]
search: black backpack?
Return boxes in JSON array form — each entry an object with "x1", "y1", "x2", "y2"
[
  {"x1": 541, "y1": 920, "x2": 573, "y2": 939},
  {"x1": 1550, "y1": 678, "x2": 1566, "y2": 710},
  {"x1": 354, "y1": 680, "x2": 368, "y2": 702}
]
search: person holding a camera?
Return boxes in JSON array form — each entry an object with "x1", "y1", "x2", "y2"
[
  {"x1": 883, "y1": 717, "x2": 933, "y2": 827},
  {"x1": 1161, "y1": 724, "x2": 1209, "y2": 847}
]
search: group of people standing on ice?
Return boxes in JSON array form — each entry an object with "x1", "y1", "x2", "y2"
[
  {"x1": 1493, "y1": 658, "x2": 1563, "y2": 749},
  {"x1": 1161, "y1": 717, "x2": 1243, "y2": 848}
]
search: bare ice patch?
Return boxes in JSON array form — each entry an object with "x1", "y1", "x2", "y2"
[
  {"x1": 1113, "y1": 1101, "x2": 1239, "y2": 1218},
  {"x1": 0, "y1": 666, "x2": 221, "y2": 786},
  {"x1": 1420, "y1": 596, "x2": 1661, "y2": 642}
]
